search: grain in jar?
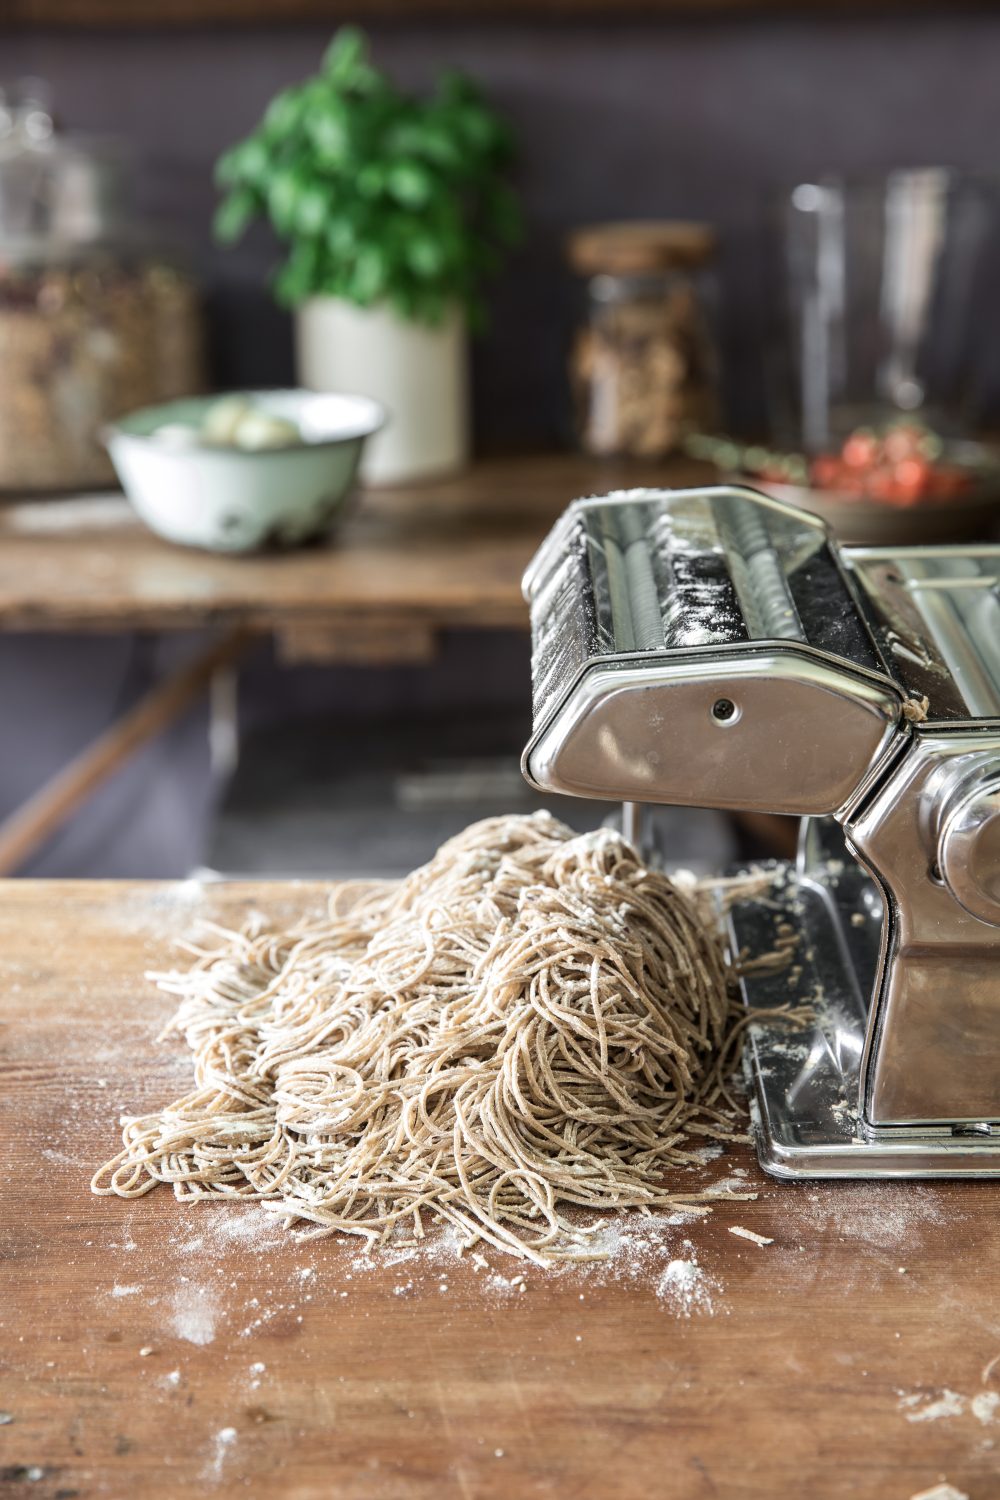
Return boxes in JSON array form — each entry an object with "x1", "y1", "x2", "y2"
[
  {"x1": 567, "y1": 221, "x2": 719, "y2": 459},
  {"x1": 0, "y1": 82, "x2": 203, "y2": 491}
]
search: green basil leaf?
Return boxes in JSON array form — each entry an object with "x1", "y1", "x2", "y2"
[
  {"x1": 386, "y1": 160, "x2": 433, "y2": 208},
  {"x1": 323, "y1": 27, "x2": 368, "y2": 85},
  {"x1": 356, "y1": 162, "x2": 386, "y2": 200},
  {"x1": 263, "y1": 86, "x2": 306, "y2": 142},
  {"x1": 267, "y1": 168, "x2": 302, "y2": 237},
  {"x1": 405, "y1": 233, "x2": 445, "y2": 279},
  {"x1": 216, "y1": 136, "x2": 270, "y2": 189},
  {"x1": 307, "y1": 106, "x2": 350, "y2": 168},
  {"x1": 296, "y1": 184, "x2": 330, "y2": 236},
  {"x1": 349, "y1": 244, "x2": 387, "y2": 303},
  {"x1": 326, "y1": 214, "x2": 358, "y2": 256},
  {"x1": 213, "y1": 188, "x2": 257, "y2": 244}
]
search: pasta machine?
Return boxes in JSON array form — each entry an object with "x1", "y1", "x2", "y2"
[{"x1": 521, "y1": 485, "x2": 1000, "y2": 1177}]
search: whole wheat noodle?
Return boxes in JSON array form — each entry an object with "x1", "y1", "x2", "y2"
[{"x1": 93, "y1": 811, "x2": 771, "y2": 1263}]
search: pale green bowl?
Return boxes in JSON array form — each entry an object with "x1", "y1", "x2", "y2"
[{"x1": 105, "y1": 390, "x2": 385, "y2": 554}]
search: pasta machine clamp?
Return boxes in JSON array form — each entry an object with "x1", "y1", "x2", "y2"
[{"x1": 521, "y1": 484, "x2": 1000, "y2": 1177}]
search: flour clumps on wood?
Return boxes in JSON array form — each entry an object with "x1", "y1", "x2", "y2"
[
  {"x1": 170, "y1": 1283, "x2": 219, "y2": 1345},
  {"x1": 898, "y1": 1389, "x2": 967, "y2": 1423},
  {"x1": 204, "y1": 1427, "x2": 238, "y2": 1484},
  {"x1": 655, "y1": 1254, "x2": 717, "y2": 1316},
  {"x1": 972, "y1": 1391, "x2": 1000, "y2": 1425}
]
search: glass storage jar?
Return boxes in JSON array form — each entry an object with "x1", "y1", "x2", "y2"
[
  {"x1": 0, "y1": 80, "x2": 204, "y2": 492},
  {"x1": 776, "y1": 170, "x2": 995, "y2": 453},
  {"x1": 567, "y1": 221, "x2": 719, "y2": 458}
]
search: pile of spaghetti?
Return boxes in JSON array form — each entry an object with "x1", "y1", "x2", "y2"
[{"x1": 93, "y1": 812, "x2": 747, "y2": 1262}]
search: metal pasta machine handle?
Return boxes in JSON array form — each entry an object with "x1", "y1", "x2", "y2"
[{"x1": 521, "y1": 485, "x2": 1000, "y2": 1177}]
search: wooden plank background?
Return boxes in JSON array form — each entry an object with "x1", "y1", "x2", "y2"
[
  {"x1": 0, "y1": 456, "x2": 690, "y2": 636},
  {"x1": 2, "y1": 879, "x2": 999, "y2": 1499}
]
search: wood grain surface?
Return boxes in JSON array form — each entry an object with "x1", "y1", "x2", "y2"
[
  {"x1": 2, "y1": 879, "x2": 999, "y2": 1499},
  {"x1": 0, "y1": 456, "x2": 706, "y2": 636}
]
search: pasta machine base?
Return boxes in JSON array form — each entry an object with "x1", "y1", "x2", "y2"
[{"x1": 731, "y1": 837, "x2": 1000, "y2": 1177}]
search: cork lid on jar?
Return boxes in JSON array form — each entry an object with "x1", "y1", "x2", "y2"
[{"x1": 566, "y1": 221, "x2": 716, "y2": 276}]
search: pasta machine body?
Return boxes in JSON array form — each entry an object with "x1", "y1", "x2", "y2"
[{"x1": 521, "y1": 484, "x2": 1000, "y2": 1177}]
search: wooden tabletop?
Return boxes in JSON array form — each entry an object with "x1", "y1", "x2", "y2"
[
  {"x1": 3, "y1": 879, "x2": 1000, "y2": 1500},
  {"x1": 0, "y1": 455, "x2": 705, "y2": 637}
]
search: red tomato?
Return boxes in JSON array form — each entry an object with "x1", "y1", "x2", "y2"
[
  {"x1": 893, "y1": 457, "x2": 931, "y2": 500},
  {"x1": 842, "y1": 432, "x2": 880, "y2": 469},
  {"x1": 883, "y1": 424, "x2": 925, "y2": 464},
  {"x1": 866, "y1": 470, "x2": 912, "y2": 506},
  {"x1": 810, "y1": 455, "x2": 844, "y2": 490}
]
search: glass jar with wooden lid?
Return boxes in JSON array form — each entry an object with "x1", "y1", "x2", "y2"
[
  {"x1": 0, "y1": 80, "x2": 204, "y2": 492},
  {"x1": 567, "y1": 220, "x2": 719, "y2": 458}
]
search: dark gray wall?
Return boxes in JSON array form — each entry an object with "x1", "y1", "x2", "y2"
[
  {"x1": 5, "y1": 11, "x2": 1000, "y2": 441},
  {"x1": 0, "y1": 632, "x2": 220, "y2": 876}
]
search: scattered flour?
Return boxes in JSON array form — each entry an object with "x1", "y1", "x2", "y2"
[
  {"x1": 705, "y1": 1175, "x2": 757, "y2": 1199},
  {"x1": 341, "y1": 1213, "x2": 725, "y2": 1314},
  {"x1": 171, "y1": 1284, "x2": 219, "y2": 1345},
  {"x1": 813, "y1": 1184, "x2": 948, "y2": 1250},
  {"x1": 41, "y1": 1147, "x2": 79, "y2": 1168},
  {"x1": 910, "y1": 1486, "x2": 969, "y2": 1500},
  {"x1": 899, "y1": 1386, "x2": 1000, "y2": 1428},
  {"x1": 203, "y1": 1426, "x2": 238, "y2": 1484},
  {"x1": 110, "y1": 1284, "x2": 142, "y2": 1299},
  {"x1": 684, "y1": 1143, "x2": 724, "y2": 1166},
  {"x1": 899, "y1": 1389, "x2": 967, "y2": 1423},
  {"x1": 655, "y1": 1256, "x2": 716, "y2": 1317},
  {"x1": 972, "y1": 1390, "x2": 1000, "y2": 1425},
  {"x1": 169, "y1": 1204, "x2": 287, "y2": 1259},
  {"x1": 201, "y1": 1206, "x2": 287, "y2": 1253}
]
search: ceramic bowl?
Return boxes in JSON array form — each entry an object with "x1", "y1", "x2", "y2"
[
  {"x1": 740, "y1": 439, "x2": 1000, "y2": 546},
  {"x1": 104, "y1": 390, "x2": 385, "y2": 553}
]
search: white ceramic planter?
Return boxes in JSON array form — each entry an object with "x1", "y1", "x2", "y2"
[{"x1": 295, "y1": 297, "x2": 469, "y2": 484}]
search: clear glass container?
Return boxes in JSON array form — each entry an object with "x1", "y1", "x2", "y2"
[
  {"x1": 774, "y1": 169, "x2": 996, "y2": 453},
  {"x1": 567, "y1": 221, "x2": 719, "y2": 459},
  {"x1": 0, "y1": 79, "x2": 204, "y2": 492}
]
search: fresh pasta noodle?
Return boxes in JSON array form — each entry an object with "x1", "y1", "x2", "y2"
[{"x1": 93, "y1": 811, "x2": 749, "y2": 1263}]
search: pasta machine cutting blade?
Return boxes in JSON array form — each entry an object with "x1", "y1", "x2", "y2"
[{"x1": 521, "y1": 484, "x2": 1000, "y2": 1178}]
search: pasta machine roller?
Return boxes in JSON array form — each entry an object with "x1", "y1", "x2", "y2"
[{"x1": 521, "y1": 485, "x2": 1000, "y2": 1177}]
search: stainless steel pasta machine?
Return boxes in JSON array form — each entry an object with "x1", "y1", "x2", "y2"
[{"x1": 521, "y1": 485, "x2": 1000, "y2": 1177}]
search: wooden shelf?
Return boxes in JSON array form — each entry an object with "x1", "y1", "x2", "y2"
[{"x1": 0, "y1": 453, "x2": 710, "y2": 642}]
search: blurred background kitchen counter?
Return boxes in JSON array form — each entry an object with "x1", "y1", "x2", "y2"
[{"x1": 2, "y1": 4, "x2": 999, "y2": 877}]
